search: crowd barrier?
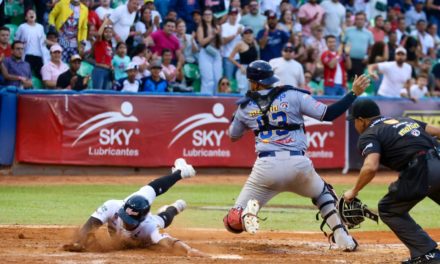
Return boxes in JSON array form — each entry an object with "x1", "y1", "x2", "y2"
[{"x1": 1, "y1": 87, "x2": 439, "y2": 170}]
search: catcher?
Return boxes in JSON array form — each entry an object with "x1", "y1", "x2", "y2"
[
  {"x1": 344, "y1": 99, "x2": 440, "y2": 264},
  {"x1": 63, "y1": 158, "x2": 208, "y2": 258}
]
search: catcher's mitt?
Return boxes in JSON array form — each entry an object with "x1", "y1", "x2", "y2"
[{"x1": 337, "y1": 196, "x2": 379, "y2": 229}]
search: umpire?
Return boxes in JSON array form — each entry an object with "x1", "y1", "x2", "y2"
[{"x1": 343, "y1": 99, "x2": 440, "y2": 264}]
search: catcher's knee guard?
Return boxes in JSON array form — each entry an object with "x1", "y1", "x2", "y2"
[{"x1": 223, "y1": 208, "x2": 244, "y2": 234}]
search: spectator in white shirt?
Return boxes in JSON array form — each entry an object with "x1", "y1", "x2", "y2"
[
  {"x1": 221, "y1": 7, "x2": 243, "y2": 81},
  {"x1": 95, "y1": 0, "x2": 114, "y2": 21},
  {"x1": 405, "y1": 0, "x2": 427, "y2": 30},
  {"x1": 269, "y1": 42, "x2": 305, "y2": 88},
  {"x1": 401, "y1": 73, "x2": 430, "y2": 100},
  {"x1": 108, "y1": 0, "x2": 140, "y2": 44},
  {"x1": 369, "y1": 46, "x2": 412, "y2": 98},
  {"x1": 411, "y1": 19, "x2": 435, "y2": 57},
  {"x1": 115, "y1": 62, "x2": 142, "y2": 92},
  {"x1": 40, "y1": 44, "x2": 69, "y2": 89}
]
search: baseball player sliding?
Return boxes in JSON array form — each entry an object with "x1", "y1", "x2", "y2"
[
  {"x1": 223, "y1": 60, "x2": 370, "y2": 251},
  {"x1": 63, "y1": 158, "x2": 208, "y2": 257}
]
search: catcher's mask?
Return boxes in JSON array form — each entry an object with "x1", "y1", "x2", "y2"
[
  {"x1": 118, "y1": 195, "x2": 150, "y2": 230},
  {"x1": 338, "y1": 197, "x2": 379, "y2": 229}
]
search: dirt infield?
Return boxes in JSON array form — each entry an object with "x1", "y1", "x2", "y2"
[{"x1": 1, "y1": 171, "x2": 439, "y2": 264}]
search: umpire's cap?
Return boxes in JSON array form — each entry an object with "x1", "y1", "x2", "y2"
[
  {"x1": 246, "y1": 60, "x2": 279, "y2": 86},
  {"x1": 347, "y1": 99, "x2": 381, "y2": 120},
  {"x1": 118, "y1": 195, "x2": 150, "y2": 229}
]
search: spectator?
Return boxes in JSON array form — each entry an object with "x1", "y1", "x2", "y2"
[
  {"x1": 199, "y1": 0, "x2": 226, "y2": 15},
  {"x1": 161, "y1": 48, "x2": 178, "y2": 82},
  {"x1": 365, "y1": 0, "x2": 387, "y2": 22},
  {"x1": 417, "y1": 57, "x2": 436, "y2": 92},
  {"x1": 168, "y1": 0, "x2": 200, "y2": 34},
  {"x1": 260, "y1": 0, "x2": 282, "y2": 16},
  {"x1": 344, "y1": 12, "x2": 374, "y2": 81},
  {"x1": 403, "y1": 36, "x2": 422, "y2": 70},
  {"x1": 131, "y1": 44, "x2": 154, "y2": 79},
  {"x1": 56, "y1": 54, "x2": 89, "y2": 90},
  {"x1": 187, "y1": 9, "x2": 202, "y2": 34},
  {"x1": 320, "y1": 0, "x2": 346, "y2": 40},
  {"x1": 297, "y1": 0, "x2": 325, "y2": 41},
  {"x1": 92, "y1": 23, "x2": 114, "y2": 90},
  {"x1": 432, "y1": 61, "x2": 440, "y2": 96},
  {"x1": 114, "y1": 62, "x2": 142, "y2": 92},
  {"x1": 401, "y1": 73, "x2": 429, "y2": 99},
  {"x1": 368, "y1": 46, "x2": 412, "y2": 97},
  {"x1": 0, "y1": 26, "x2": 11, "y2": 63},
  {"x1": 239, "y1": 0, "x2": 267, "y2": 35},
  {"x1": 81, "y1": 0, "x2": 102, "y2": 40},
  {"x1": 411, "y1": 19, "x2": 435, "y2": 57},
  {"x1": 146, "y1": 19, "x2": 182, "y2": 66},
  {"x1": 15, "y1": 9, "x2": 46, "y2": 80},
  {"x1": 269, "y1": 42, "x2": 305, "y2": 88},
  {"x1": 291, "y1": 33, "x2": 307, "y2": 63},
  {"x1": 176, "y1": 19, "x2": 198, "y2": 65},
  {"x1": 305, "y1": 24, "x2": 327, "y2": 58},
  {"x1": 144, "y1": 0, "x2": 163, "y2": 27},
  {"x1": 0, "y1": 41, "x2": 33, "y2": 88},
  {"x1": 405, "y1": 0, "x2": 427, "y2": 30},
  {"x1": 112, "y1": 42, "x2": 131, "y2": 82},
  {"x1": 197, "y1": 8, "x2": 222, "y2": 95},
  {"x1": 95, "y1": 0, "x2": 114, "y2": 21},
  {"x1": 228, "y1": 27, "x2": 258, "y2": 94},
  {"x1": 23, "y1": 0, "x2": 47, "y2": 25},
  {"x1": 257, "y1": 11, "x2": 290, "y2": 62},
  {"x1": 321, "y1": 35, "x2": 351, "y2": 95},
  {"x1": 305, "y1": 70, "x2": 323, "y2": 95},
  {"x1": 48, "y1": 0, "x2": 89, "y2": 63},
  {"x1": 427, "y1": 23, "x2": 440, "y2": 56},
  {"x1": 396, "y1": 17, "x2": 408, "y2": 44},
  {"x1": 427, "y1": 0, "x2": 440, "y2": 36},
  {"x1": 368, "y1": 41, "x2": 389, "y2": 94},
  {"x1": 134, "y1": 5, "x2": 155, "y2": 46},
  {"x1": 108, "y1": 0, "x2": 139, "y2": 44},
  {"x1": 369, "y1": 15, "x2": 385, "y2": 42},
  {"x1": 278, "y1": 9, "x2": 302, "y2": 37},
  {"x1": 221, "y1": 7, "x2": 243, "y2": 81},
  {"x1": 41, "y1": 44, "x2": 69, "y2": 89},
  {"x1": 142, "y1": 60, "x2": 168, "y2": 92},
  {"x1": 217, "y1": 76, "x2": 232, "y2": 93},
  {"x1": 387, "y1": 31, "x2": 399, "y2": 61},
  {"x1": 304, "y1": 46, "x2": 323, "y2": 82}
]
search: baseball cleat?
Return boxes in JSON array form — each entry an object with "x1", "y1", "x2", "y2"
[
  {"x1": 401, "y1": 248, "x2": 440, "y2": 264},
  {"x1": 157, "y1": 199, "x2": 187, "y2": 214},
  {"x1": 333, "y1": 228, "x2": 358, "y2": 252},
  {"x1": 172, "y1": 158, "x2": 196, "y2": 179},
  {"x1": 241, "y1": 199, "x2": 260, "y2": 234}
]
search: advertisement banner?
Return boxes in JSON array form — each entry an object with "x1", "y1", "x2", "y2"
[{"x1": 16, "y1": 94, "x2": 345, "y2": 168}]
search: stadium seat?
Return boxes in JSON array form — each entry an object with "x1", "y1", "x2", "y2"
[
  {"x1": 78, "y1": 61, "x2": 95, "y2": 89},
  {"x1": 32, "y1": 76, "x2": 44, "y2": 89},
  {"x1": 183, "y1": 63, "x2": 201, "y2": 92}
]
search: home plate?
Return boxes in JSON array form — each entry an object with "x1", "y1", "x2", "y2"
[{"x1": 211, "y1": 254, "x2": 243, "y2": 259}]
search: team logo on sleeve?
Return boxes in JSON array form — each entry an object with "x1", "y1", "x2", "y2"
[{"x1": 361, "y1": 143, "x2": 373, "y2": 156}]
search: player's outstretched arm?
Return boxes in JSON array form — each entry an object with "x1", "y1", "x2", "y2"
[
  {"x1": 157, "y1": 237, "x2": 210, "y2": 258},
  {"x1": 322, "y1": 74, "x2": 370, "y2": 121},
  {"x1": 63, "y1": 217, "x2": 103, "y2": 252}
]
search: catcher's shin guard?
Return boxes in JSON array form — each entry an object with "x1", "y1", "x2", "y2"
[{"x1": 312, "y1": 183, "x2": 357, "y2": 251}]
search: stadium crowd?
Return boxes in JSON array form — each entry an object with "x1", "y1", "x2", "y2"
[{"x1": 0, "y1": 0, "x2": 440, "y2": 98}]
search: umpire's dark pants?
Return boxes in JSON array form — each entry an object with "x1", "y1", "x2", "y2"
[{"x1": 378, "y1": 154, "x2": 440, "y2": 259}]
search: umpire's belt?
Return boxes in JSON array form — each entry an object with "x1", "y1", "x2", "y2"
[
  {"x1": 258, "y1": 150, "x2": 305, "y2": 158},
  {"x1": 405, "y1": 149, "x2": 440, "y2": 169}
]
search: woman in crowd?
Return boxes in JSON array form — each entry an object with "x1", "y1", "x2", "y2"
[
  {"x1": 196, "y1": 7, "x2": 222, "y2": 95},
  {"x1": 228, "y1": 27, "x2": 259, "y2": 94},
  {"x1": 278, "y1": 9, "x2": 301, "y2": 37},
  {"x1": 92, "y1": 22, "x2": 114, "y2": 90},
  {"x1": 135, "y1": 5, "x2": 156, "y2": 46},
  {"x1": 217, "y1": 76, "x2": 232, "y2": 93}
]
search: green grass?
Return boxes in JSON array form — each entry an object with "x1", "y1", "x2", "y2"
[{"x1": 1, "y1": 183, "x2": 439, "y2": 232}]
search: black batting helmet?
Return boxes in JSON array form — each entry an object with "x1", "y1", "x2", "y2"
[
  {"x1": 246, "y1": 60, "x2": 279, "y2": 86},
  {"x1": 118, "y1": 195, "x2": 150, "y2": 229}
]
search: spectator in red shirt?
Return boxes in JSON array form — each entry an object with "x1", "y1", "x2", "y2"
[
  {"x1": 92, "y1": 21, "x2": 114, "y2": 90},
  {"x1": 321, "y1": 35, "x2": 352, "y2": 96},
  {"x1": 0, "y1": 26, "x2": 11, "y2": 85},
  {"x1": 370, "y1": 15, "x2": 385, "y2": 43},
  {"x1": 146, "y1": 19, "x2": 183, "y2": 69}
]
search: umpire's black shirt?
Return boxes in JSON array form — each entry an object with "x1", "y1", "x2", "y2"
[{"x1": 358, "y1": 116, "x2": 435, "y2": 171}]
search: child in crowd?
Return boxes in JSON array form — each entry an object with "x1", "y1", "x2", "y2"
[
  {"x1": 114, "y1": 62, "x2": 142, "y2": 92},
  {"x1": 401, "y1": 73, "x2": 429, "y2": 100},
  {"x1": 112, "y1": 42, "x2": 131, "y2": 82},
  {"x1": 131, "y1": 43, "x2": 153, "y2": 80},
  {"x1": 141, "y1": 60, "x2": 168, "y2": 92},
  {"x1": 161, "y1": 48, "x2": 177, "y2": 82},
  {"x1": 92, "y1": 22, "x2": 114, "y2": 90}
]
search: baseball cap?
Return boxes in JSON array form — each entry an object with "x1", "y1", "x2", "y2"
[
  {"x1": 395, "y1": 46, "x2": 407, "y2": 55},
  {"x1": 347, "y1": 99, "x2": 381, "y2": 121},
  {"x1": 243, "y1": 27, "x2": 253, "y2": 34},
  {"x1": 283, "y1": 42, "x2": 294, "y2": 50},
  {"x1": 267, "y1": 11, "x2": 277, "y2": 19},
  {"x1": 50, "y1": 44, "x2": 63, "y2": 53},
  {"x1": 70, "y1": 54, "x2": 82, "y2": 62},
  {"x1": 125, "y1": 62, "x2": 138, "y2": 71},
  {"x1": 151, "y1": 60, "x2": 162, "y2": 69},
  {"x1": 229, "y1": 7, "x2": 239, "y2": 14}
]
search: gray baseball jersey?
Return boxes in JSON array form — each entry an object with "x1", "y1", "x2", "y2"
[
  {"x1": 229, "y1": 89, "x2": 327, "y2": 153},
  {"x1": 91, "y1": 185, "x2": 170, "y2": 247},
  {"x1": 229, "y1": 88, "x2": 328, "y2": 209}
]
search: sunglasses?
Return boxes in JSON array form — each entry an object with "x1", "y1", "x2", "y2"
[{"x1": 221, "y1": 82, "x2": 230, "y2": 85}]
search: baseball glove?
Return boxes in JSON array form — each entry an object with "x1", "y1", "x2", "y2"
[{"x1": 337, "y1": 196, "x2": 379, "y2": 229}]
